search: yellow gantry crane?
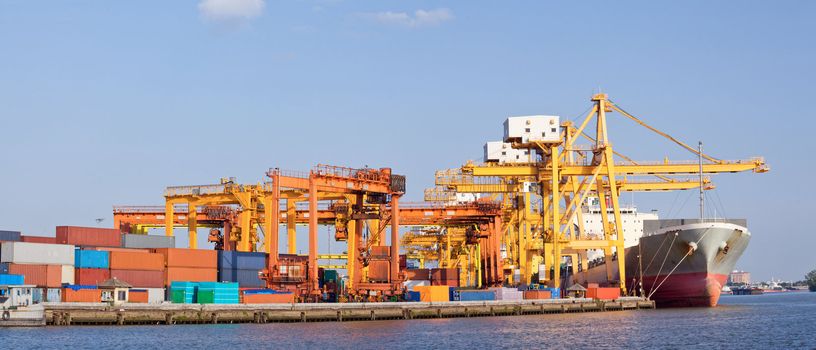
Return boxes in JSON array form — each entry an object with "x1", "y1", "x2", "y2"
[{"x1": 450, "y1": 94, "x2": 767, "y2": 292}]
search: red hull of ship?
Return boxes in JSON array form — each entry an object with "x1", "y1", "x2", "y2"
[{"x1": 642, "y1": 272, "x2": 727, "y2": 307}]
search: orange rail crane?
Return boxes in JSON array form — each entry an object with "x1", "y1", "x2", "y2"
[{"x1": 263, "y1": 164, "x2": 406, "y2": 300}]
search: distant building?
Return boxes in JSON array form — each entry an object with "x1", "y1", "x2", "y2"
[{"x1": 729, "y1": 270, "x2": 751, "y2": 285}]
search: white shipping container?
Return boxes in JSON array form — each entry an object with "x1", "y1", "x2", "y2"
[
  {"x1": 503, "y1": 115, "x2": 560, "y2": 143},
  {"x1": 61, "y1": 265, "x2": 75, "y2": 285},
  {"x1": 122, "y1": 234, "x2": 175, "y2": 249},
  {"x1": 146, "y1": 288, "x2": 166, "y2": 303},
  {"x1": 0, "y1": 242, "x2": 75, "y2": 265}
]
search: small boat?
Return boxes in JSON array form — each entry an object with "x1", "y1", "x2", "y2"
[{"x1": 0, "y1": 284, "x2": 46, "y2": 327}]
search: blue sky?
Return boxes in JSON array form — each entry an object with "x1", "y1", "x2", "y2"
[{"x1": 0, "y1": 1, "x2": 812, "y2": 281}]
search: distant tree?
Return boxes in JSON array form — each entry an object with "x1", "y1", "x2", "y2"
[{"x1": 807, "y1": 269, "x2": 816, "y2": 292}]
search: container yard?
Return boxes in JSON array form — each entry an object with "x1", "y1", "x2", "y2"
[{"x1": 0, "y1": 94, "x2": 766, "y2": 327}]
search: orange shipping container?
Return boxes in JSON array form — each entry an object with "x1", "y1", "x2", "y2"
[
  {"x1": 109, "y1": 251, "x2": 165, "y2": 271},
  {"x1": 6, "y1": 264, "x2": 47, "y2": 286},
  {"x1": 414, "y1": 285, "x2": 450, "y2": 302},
  {"x1": 586, "y1": 287, "x2": 620, "y2": 300},
  {"x1": 367, "y1": 260, "x2": 389, "y2": 282},
  {"x1": 95, "y1": 247, "x2": 150, "y2": 253},
  {"x1": 154, "y1": 248, "x2": 217, "y2": 268},
  {"x1": 523, "y1": 290, "x2": 552, "y2": 300},
  {"x1": 164, "y1": 267, "x2": 217, "y2": 285},
  {"x1": 242, "y1": 293, "x2": 295, "y2": 304},
  {"x1": 129, "y1": 290, "x2": 149, "y2": 303},
  {"x1": 62, "y1": 288, "x2": 101, "y2": 302}
]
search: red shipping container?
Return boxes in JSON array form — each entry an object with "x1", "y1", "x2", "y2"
[
  {"x1": 129, "y1": 290, "x2": 149, "y2": 303},
  {"x1": 20, "y1": 236, "x2": 57, "y2": 244},
  {"x1": 110, "y1": 269, "x2": 164, "y2": 288},
  {"x1": 109, "y1": 251, "x2": 164, "y2": 271},
  {"x1": 62, "y1": 288, "x2": 101, "y2": 302},
  {"x1": 75, "y1": 268, "x2": 111, "y2": 286},
  {"x1": 56, "y1": 226, "x2": 121, "y2": 247},
  {"x1": 164, "y1": 267, "x2": 217, "y2": 285},
  {"x1": 431, "y1": 279, "x2": 460, "y2": 287},
  {"x1": 154, "y1": 248, "x2": 217, "y2": 268},
  {"x1": 405, "y1": 269, "x2": 431, "y2": 280},
  {"x1": 523, "y1": 290, "x2": 552, "y2": 300}
]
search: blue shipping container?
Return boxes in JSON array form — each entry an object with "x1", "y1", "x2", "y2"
[
  {"x1": 0, "y1": 230, "x2": 22, "y2": 242},
  {"x1": 217, "y1": 251, "x2": 267, "y2": 270},
  {"x1": 217, "y1": 269, "x2": 264, "y2": 288},
  {"x1": 404, "y1": 291, "x2": 421, "y2": 302},
  {"x1": 546, "y1": 288, "x2": 561, "y2": 299},
  {"x1": 0, "y1": 274, "x2": 24, "y2": 285},
  {"x1": 0, "y1": 263, "x2": 9, "y2": 274},
  {"x1": 455, "y1": 290, "x2": 496, "y2": 301},
  {"x1": 75, "y1": 249, "x2": 110, "y2": 269}
]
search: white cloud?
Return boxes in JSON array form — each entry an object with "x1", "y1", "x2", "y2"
[
  {"x1": 362, "y1": 8, "x2": 453, "y2": 28},
  {"x1": 198, "y1": 0, "x2": 266, "y2": 23}
]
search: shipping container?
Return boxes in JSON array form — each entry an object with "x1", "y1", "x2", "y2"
[
  {"x1": 0, "y1": 263, "x2": 7, "y2": 274},
  {"x1": 62, "y1": 287, "x2": 101, "y2": 302},
  {"x1": 413, "y1": 285, "x2": 450, "y2": 302},
  {"x1": 61, "y1": 265, "x2": 75, "y2": 285},
  {"x1": 217, "y1": 268, "x2": 264, "y2": 288},
  {"x1": 523, "y1": 290, "x2": 552, "y2": 300},
  {"x1": 0, "y1": 274, "x2": 24, "y2": 285},
  {"x1": 455, "y1": 290, "x2": 496, "y2": 301},
  {"x1": 165, "y1": 267, "x2": 217, "y2": 285},
  {"x1": 74, "y1": 249, "x2": 109, "y2": 269},
  {"x1": 431, "y1": 279, "x2": 460, "y2": 287},
  {"x1": 169, "y1": 281, "x2": 198, "y2": 303},
  {"x1": 0, "y1": 242, "x2": 75, "y2": 265},
  {"x1": 75, "y1": 268, "x2": 110, "y2": 286},
  {"x1": 197, "y1": 282, "x2": 239, "y2": 304},
  {"x1": 109, "y1": 251, "x2": 164, "y2": 271},
  {"x1": 0, "y1": 230, "x2": 22, "y2": 242},
  {"x1": 129, "y1": 289, "x2": 149, "y2": 303},
  {"x1": 56, "y1": 226, "x2": 121, "y2": 247},
  {"x1": 403, "y1": 280, "x2": 430, "y2": 291},
  {"x1": 405, "y1": 269, "x2": 431, "y2": 280},
  {"x1": 154, "y1": 248, "x2": 217, "y2": 268},
  {"x1": 46, "y1": 288, "x2": 61, "y2": 302},
  {"x1": 217, "y1": 251, "x2": 266, "y2": 270},
  {"x1": 490, "y1": 287, "x2": 523, "y2": 301},
  {"x1": 241, "y1": 290, "x2": 295, "y2": 304},
  {"x1": 404, "y1": 290, "x2": 421, "y2": 302},
  {"x1": 20, "y1": 235, "x2": 57, "y2": 244},
  {"x1": 431, "y1": 268, "x2": 459, "y2": 281},
  {"x1": 586, "y1": 287, "x2": 619, "y2": 300},
  {"x1": 95, "y1": 247, "x2": 150, "y2": 253},
  {"x1": 122, "y1": 234, "x2": 175, "y2": 249},
  {"x1": 146, "y1": 288, "x2": 165, "y2": 303},
  {"x1": 110, "y1": 269, "x2": 164, "y2": 288},
  {"x1": 4, "y1": 263, "x2": 63, "y2": 287}
]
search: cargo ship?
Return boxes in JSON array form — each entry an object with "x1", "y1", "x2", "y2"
[{"x1": 575, "y1": 218, "x2": 751, "y2": 307}]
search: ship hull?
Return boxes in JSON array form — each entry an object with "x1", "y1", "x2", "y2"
[{"x1": 577, "y1": 221, "x2": 750, "y2": 307}]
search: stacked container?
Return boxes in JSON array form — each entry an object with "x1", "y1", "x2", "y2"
[
  {"x1": 1, "y1": 242, "x2": 74, "y2": 300},
  {"x1": 196, "y1": 282, "x2": 239, "y2": 304},
  {"x1": 129, "y1": 289, "x2": 149, "y2": 303},
  {"x1": 586, "y1": 287, "x2": 619, "y2": 300},
  {"x1": 20, "y1": 236, "x2": 57, "y2": 244},
  {"x1": 109, "y1": 250, "x2": 164, "y2": 288},
  {"x1": 430, "y1": 268, "x2": 460, "y2": 287},
  {"x1": 74, "y1": 249, "x2": 110, "y2": 285},
  {"x1": 0, "y1": 274, "x2": 24, "y2": 285},
  {"x1": 56, "y1": 226, "x2": 121, "y2": 247},
  {"x1": 121, "y1": 234, "x2": 175, "y2": 249},
  {"x1": 522, "y1": 290, "x2": 552, "y2": 300},
  {"x1": 413, "y1": 285, "x2": 451, "y2": 302},
  {"x1": 155, "y1": 248, "x2": 217, "y2": 285},
  {"x1": 217, "y1": 251, "x2": 265, "y2": 288},
  {"x1": 0, "y1": 230, "x2": 22, "y2": 242}
]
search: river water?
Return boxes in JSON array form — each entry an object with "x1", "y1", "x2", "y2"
[{"x1": 2, "y1": 292, "x2": 814, "y2": 349}]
